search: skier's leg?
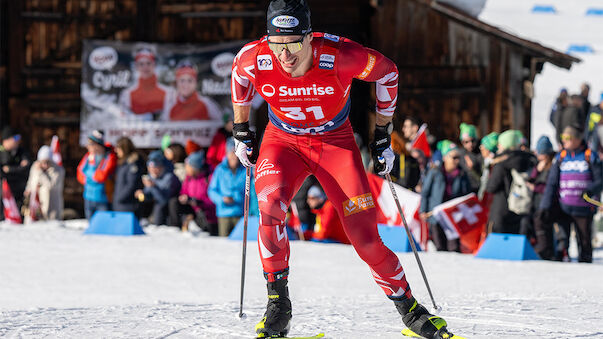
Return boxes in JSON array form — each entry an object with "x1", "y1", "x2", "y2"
[
  {"x1": 254, "y1": 130, "x2": 311, "y2": 338},
  {"x1": 313, "y1": 124, "x2": 450, "y2": 338},
  {"x1": 312, "y1": 127, "x2": 411, "y2": 300}
]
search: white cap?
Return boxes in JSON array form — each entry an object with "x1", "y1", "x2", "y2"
[
  {"x1": 307, "y1": 185, "x2": 325, "y2": 199},
  {"x1": 37, "y1": 145, "x2": 52, "y2": 161}
]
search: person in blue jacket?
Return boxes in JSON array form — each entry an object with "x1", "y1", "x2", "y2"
[
  {"x1": 135, "y1": 150, "x2": 181, "y2": 225},
  {"x1": 538, "y1": 124, "x2": 602, "y2": 263},
  {"x1": 420, "y1": 140, "x2": 471, "y2": 252},
  {"x1": 208, "y1": 138, "x2": 258, "y2": 236},
  {"x1": 112, "y1": 137, "x2": 144, "y2": 214}
]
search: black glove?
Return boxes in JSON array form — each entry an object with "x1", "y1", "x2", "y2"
[
  {"x1": 369, "y1": 123, "x2": 392, "y2": 174},
  {"x1": 232, "y1": 122, "x2": 258, "y2": 165}
]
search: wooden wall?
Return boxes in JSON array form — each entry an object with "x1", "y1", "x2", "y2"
[
  {"x1": 371, "y1": 0, "x2": 533, "y2": 142},
  {"x1": 1, "y1": 0, "x2": 373, "y2": 215}
]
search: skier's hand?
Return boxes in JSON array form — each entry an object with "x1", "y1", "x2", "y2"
[
  {"x1": 233, "y1": 122, "x2": 258, "y2": 167},
  {"x1": 370, "y1": 123, "x2": 394, "y2": 175}
]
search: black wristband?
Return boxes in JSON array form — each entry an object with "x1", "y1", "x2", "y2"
[{"x1": 232, "y1": 122, "x2": 251, "y2": 141}]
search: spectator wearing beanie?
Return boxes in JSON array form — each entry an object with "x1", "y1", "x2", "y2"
[
  {"x1": 477, "y1": 132, "x2": 499, "y2": 199},
  {"x1": 420, "y1": 140, "x2": 471, "y2": 251},
  {"x1": 0, "y1": 127, "x2": 31, "y2": 219},
  {"x1": 77, "y1": 130, "x2": 117, "y2": 219},
  {"x1": 112, "y1": 137, "x2": 144, "y2": 214},
  {"x1": 168, "y1": 151, "x2": 217, "y2": 234},
  {"x1": 24, "y1": 145, "x2": 64, "y2": 221},
  {"x1": 135, "y1": 150, "x2": 181, "y2": 225},
  {"x1": 458, "y1": 123, "x2": 483, "y2": 193},
  {"x1": 486, "y1": 130, "x2": 536, "y2": 234},
  {"x1": 529, "y1": 136, "x2": 557, "y2": 259},
  {"x1": 307, "y1": 185, "x2": 350, "y2": 244},
  {"x1": 538, "y1": 125, "x2": 602, "y2": 262},
  {"x1": 208, "y1": 138, "x2": 258, "y2": 237}
]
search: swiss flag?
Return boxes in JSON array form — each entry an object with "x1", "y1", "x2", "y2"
[
  {"x1": 432, "y1": 193, "x2": 487, "y2": 253},
  {"x1": 366, "y1": 173, "x2": 428, "y2": 249},
  {"x1": 50, "y1": 135, "x2": 63, "y2": 167},
  {"x1": 410, "y1": 123, "x2": 432, "y2": 158},
  {"x1": 2, "y1": 179, "x2": 22, "y2": 224}
]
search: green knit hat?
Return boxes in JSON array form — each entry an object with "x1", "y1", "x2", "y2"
[
  {"x1": 498, "y1": 130, "x2": 522, "y2": 151},
  {"x1": 480, "y1": 132, "x2": 499, "y2": 153},
  {"x1": 161, "y1": 134, "x2": 171, "y2": 151},
  {"x1": 459, "y1": 123, "x2": 478, "y2": 140},
  {"x1": 437, "y1": 139, "x2": 458, "y2": 156}
]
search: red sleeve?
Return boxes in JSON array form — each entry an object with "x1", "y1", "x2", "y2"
[
  {"x1": 231, "y1": 39, "x2": 262, "y2": 106},
  {"x1": 76, "y1": 153, "x2": 88, "y2": 185},
  {"x1": 92, "y1": 151, "x2": 117, "y2": 183},
  {"x1": 338, "y1": 40, "x2": 399, "y2": 117}
]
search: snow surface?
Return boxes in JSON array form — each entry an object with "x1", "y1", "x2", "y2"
[
  {"x1": 480, "y1": 0, "x2": 603, "y2": 149},
  {"x1": 1, "y1": 221, "x2": 602, "y2": 338}
]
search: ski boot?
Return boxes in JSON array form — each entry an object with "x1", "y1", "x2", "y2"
[
  {"x1": 255, "y1": 276, "x2": 292, "y2": 338},
  {"x1": 395, "y1": 297, "x2": 453, "y2": 339}
]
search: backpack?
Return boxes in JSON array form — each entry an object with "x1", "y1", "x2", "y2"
[{"x1": 507, "y1": 168, "x2": 533, "y2": 215}]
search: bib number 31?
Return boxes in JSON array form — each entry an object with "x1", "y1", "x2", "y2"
[{"x1": 282, "y1": 106, "x2": 325, "y2": 120}]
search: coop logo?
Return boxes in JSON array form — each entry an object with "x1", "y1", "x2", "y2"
[
  {"x1": 89, "y1": 46, "x2": 118, "y2": 71},
  {"x1": 343, "y1": 193, "x2": 375, "y2": 216},
  {"x1": 559, "y1": 160, "x2": 590, "y2": 172},
  {"x1": 257, "y1": 54, "x2": 273, "y2": 70},
  {"x1": 278, "y1": 84, "x2": 335, "y2": 96},
  {"x1": 319, "y1": 54, "x2": 335, "y2": 70},
  {"x1": 261, "y1": 84, "x2": 276, "y2": 97},
  {"x1": 211, "y1": 52, "x2": 235, "y2": 77},
  {"x1": 272, "y1": 15, "x2": 299, "y2": 28}
]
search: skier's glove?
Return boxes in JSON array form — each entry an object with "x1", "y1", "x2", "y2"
[
  {"x1": 370, "y1": 123, "x2": 395, "y2": 175},
  {"x1": 233, "y1": 122, "x2": 258, "y2": 167}
]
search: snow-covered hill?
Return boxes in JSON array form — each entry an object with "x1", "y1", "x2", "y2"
[{"x1": 1, "y1": 221, "x2": 602, "y2": 338}]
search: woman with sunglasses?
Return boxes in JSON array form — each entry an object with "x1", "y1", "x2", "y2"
[
  {"x1": 231, "y1": 1, "x2": 456, "y2": 338},
  {"x1": 420, "y1": 140, "x2": 471, "y2": 252},
  {"x1": 538, "y1": 124, "x2": 602, "y2": 262}
]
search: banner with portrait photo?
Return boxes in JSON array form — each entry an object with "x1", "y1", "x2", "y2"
[{"x1": 80, "y1": 39, "x2": 247, "y2": 148}]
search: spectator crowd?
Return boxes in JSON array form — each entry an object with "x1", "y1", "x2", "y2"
[{"x1": 1, "y1": 83, "x2": 602, "y2": 263}]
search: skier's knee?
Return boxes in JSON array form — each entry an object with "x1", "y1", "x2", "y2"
[{"x1": 259, "y1": 200, "x2": 288, "y2": 225}]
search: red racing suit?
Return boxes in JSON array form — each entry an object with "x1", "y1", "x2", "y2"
[{"x1": 231, "y1": 32, "x2": 411, "y2": 300}]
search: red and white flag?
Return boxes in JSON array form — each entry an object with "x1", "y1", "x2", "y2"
[
  {"x1": 50, "y1": 135, "x2": 63, "y2": 167},
  {"x1": 2, "y1": 179, "x2": 22, "y2": 224},
  {"x1": 26, "y1": 187, "x2": 41, "y2": 223},
  {"x1": 366, "y1": 173, "x2": 428, "y2": 249},
  {"x1": 410, "y1": 123, "x2": 432, "y2": 158},
  {"x1": 432, "y1": 193, "x2": 487, "y2": 253}
]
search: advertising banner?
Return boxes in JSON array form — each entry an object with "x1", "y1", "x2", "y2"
[{"x1": 81, "y1": 39, "x2": 246, "y2": 148}]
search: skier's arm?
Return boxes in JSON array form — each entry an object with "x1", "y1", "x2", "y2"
[
  {"x1": 340, "y1": 40, "x2": 398, "y2": 121},
  {"x1": 233, "y1": 104, "x2": 251, "y2": 124}
]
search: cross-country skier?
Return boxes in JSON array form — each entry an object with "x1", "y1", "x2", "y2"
[{"x1": 231, "y1": 1, "x2": 453, "y2": 338}]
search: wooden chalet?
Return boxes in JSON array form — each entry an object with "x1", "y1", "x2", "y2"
[{"x1": 0, "y1": 0, "x2": 578, "y2": 215}]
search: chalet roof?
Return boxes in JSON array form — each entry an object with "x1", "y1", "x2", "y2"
[{"x1": 423, "y1": 0, "x2": 580, "y2": 69}]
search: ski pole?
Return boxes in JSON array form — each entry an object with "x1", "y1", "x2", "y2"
[
  {"x1": 239, "y1": 166, "x2": 252, "y2": 318},
  {"x1": 384, "y1": 173, "x2": 441, "y2": 313},
  {"x1": 583, "y1": 192, "x2": 603, "y2": 208}
]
